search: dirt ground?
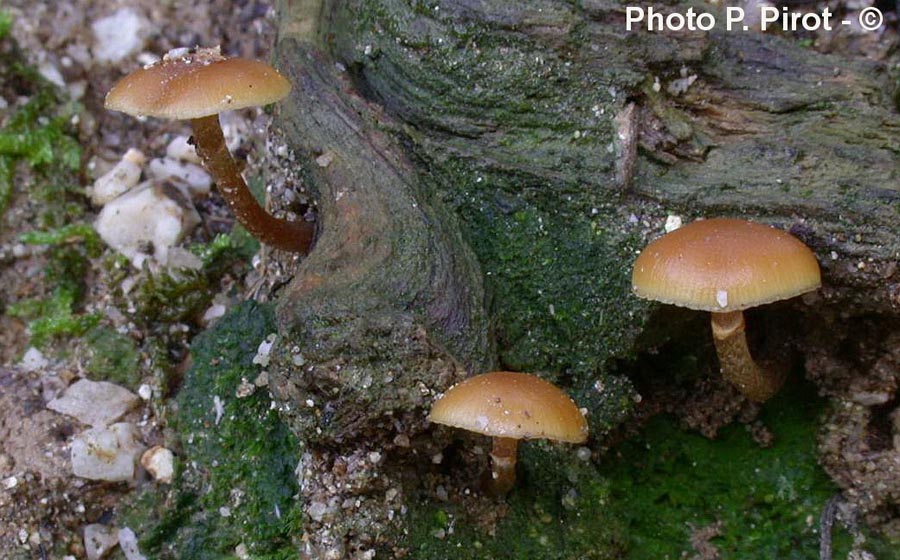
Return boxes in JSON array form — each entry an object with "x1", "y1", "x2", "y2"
[{"x1": 0, "y1": 0, "x2": 284, "y2": 556}]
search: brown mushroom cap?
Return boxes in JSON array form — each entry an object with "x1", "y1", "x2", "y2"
[
  {"x1": 104, "y1": 47, "x2": 291, "y2": 120},
  {"x1": 428, "y1": 371, "x2": 589, "y2": 443},
  {"x1": 632, "y1": 218, "x2": 821, "y2": 312}
]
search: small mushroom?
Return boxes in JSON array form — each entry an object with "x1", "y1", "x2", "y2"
[
  {"x1": 428, "y1": 371, "x2": 588, "y2": 495},
  {"x1": 632, "y1": 218, "x2": 821, "y2": 402},
  {"x1": 104, "y1": 46, "x2": 314, "y2": 254}
]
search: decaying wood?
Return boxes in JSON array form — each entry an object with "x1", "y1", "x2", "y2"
[{"x1": 269, "y1": 0, "x2": 899, "y2": 549}]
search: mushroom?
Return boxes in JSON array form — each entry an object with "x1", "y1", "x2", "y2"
[
  {"x1": 428, "y1": 371, "x2": 589, "y2": 495},
  {"x1": 104, "y1": 47, "x2": 314, "y2": 254},
  {"x1": 632, "y1": 218, "x2": 821, "y2": 402}
]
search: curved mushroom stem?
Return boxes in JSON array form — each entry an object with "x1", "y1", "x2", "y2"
[
  {"x1": 190, "y1": 115, "x2": 315, "y2": 254},
  {"x1": 488, "y1": 437, "x2": 519, "y2": 495},
  {"x1": 710, "y1": 310, "x2": 785, "y2": 402}
]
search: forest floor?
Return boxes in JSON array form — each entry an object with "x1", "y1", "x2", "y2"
[{"x1": 0, "y1": 0, "x2": 897, "y2": 558}]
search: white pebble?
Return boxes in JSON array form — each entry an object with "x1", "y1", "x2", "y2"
[
  {"x1": 48, "y1": 379, "x2": 140, "y2": 428},
  {"x1": 72, "y1": 423, "x2": 144, "y2": 482},
  {"x1": 93, "y1": 181, "x2": 200, "y2": 270},
  {"x1": 147, "y1": 158, "x2": 211, "y2": 198},
  {"x1": 118, "y1": 527, "x2": 147, "y2": 560},
  {"x1": 165, "y1": 135, "x2": 202, "y2": 164},
  {"x1": 91, "y1": 8, "x2": 150, "y2": 64},
  {"x1": 140, "y1": 445, "x2": 175, "y2": 484}
]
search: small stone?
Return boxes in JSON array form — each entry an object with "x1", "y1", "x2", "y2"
[
  {"x1": 140, "y1": 445, "x2": 174, "y2": 484},
  {"x1": 254, "y1": 371, "x2": 269, "y2": 387},
  {"x1": 83, "y1": 524, "x2": 119, "y2": 560},
  {"x1": 576, "y1": 446, "x2": 592, "y2": 461},
  {"x1": 94, "y1": 181, "x2": 200, "y2": 270},
  {"x1": 315, "y1": 151, "x2": 334, "y2": 167},
  {"x1": 147, "y1": 158, "x2": 211, "y2": 198},
  {"x1": 137, "y1": 384, "x2": 152, "y2": 401},
  {"x1": 91, "y1": 148, "x2": 145, "y2": 206},
  {"x1": 664, "y1": 214, "x2": 683, "y2": 233},
  {"x1": 91, "y1": 8, "x2": 149, "y2": 64},
  {"x1": 117, "y1": 527, "x2": 147, "y2": 560},
  {"x1": 72, "y1": 423, "x2": 144, "y2": 482},
  {"x1": 165, "y1": 135, "x2": 202, "y2": 164},
  {"x1": 48, "y1": 379, "x2": 140, "y2": 428},
  {"x1": 200, "y1": 303, "x2": 227, "y2": 327},
  {"x1": 253, "y1": 335, "x2": 277, "y2": 367},
  {"x1": 308, "y1": 501, "x2": 329, "y2": 522},
  {"x1": 19, "y1": 347, "x2": 49, "y2": 372},
  {"x1": 236, "y1": 378, "x2": 255, "y2": 398}
]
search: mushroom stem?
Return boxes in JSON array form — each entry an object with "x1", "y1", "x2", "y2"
[
  {"x1": 710, "y1": 310, "x2": 784, "y2": 402},
  {"x1": 488, "y1": 437, "x2": 519, "y2": 495},
  {"x1": 190, "y1": 114, "x2": 314, "y2": 254}
]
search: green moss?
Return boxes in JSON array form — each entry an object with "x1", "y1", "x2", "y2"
[
  {"x1": 333, "y1": 0, "x2": 649, "y2": 411},
  {"x1": 5, "y1": 224, "x2": 103, "y2": 347},
  {"x1": 402, "y1": 443, "x2": 623, "y2": 559},
  {"x1": 129, "y1": 232, "x2": 257, "y2": 326},
  {"x1": 6, "y1": 285, "x2": 100, "y2": 347},
  {"x1": 82, "y1": 326, "x2": 141, "y2": 388},
  {"x1": 0, "y1": 71, "x2": 82, "y2": 222},
  {"x1": 121, "y1": 301, "x2": 302, "y2": 559},
  {"x1": 0, "y1": 11, "x2": 11, "y2": 40},
  {"x1": 599, "y1": 380, "x2": 878, "y2": 559}
]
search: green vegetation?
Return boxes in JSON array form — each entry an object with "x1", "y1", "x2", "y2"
[
  {"x1": 122, "y1": 302, "x2": 303, "y2": 559},
  {"x1": 402, "y1": 443, "x2": 623, "y2": 559},
  {"x1": 399, "y1": 441, "x2": 621, "y2": 560},
  {"x1": 0, "y1": 57, "x2": 82, "y2": 221},
  {"x1": 7, "y1": 225, "x2": 103, "y2": 347},
  {"x1": 82, "y1": 326, "x2": 142, "y2": 388},
  {"x1": 600, "y1": 380, "x2": 860, "y2": 559},
  {"x1": 401, "y1": 379, "x2": 900, "y2": 559}
]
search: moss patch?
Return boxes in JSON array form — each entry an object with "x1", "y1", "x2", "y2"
[
  {"x1": 122, "y1": 302, "x2": 302, "y2": 559},
  {"x1": 599, "y1": 380, "x2": 876, "y2": 559}
]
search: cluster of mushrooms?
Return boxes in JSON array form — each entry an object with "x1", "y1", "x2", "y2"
[{"x1": 106, "y1": 50, "x2": 822, "y2": 495}]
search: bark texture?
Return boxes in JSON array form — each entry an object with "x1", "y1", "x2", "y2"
[{"x1": 269, "y1": 0, "x2": 900, "y2": 551}]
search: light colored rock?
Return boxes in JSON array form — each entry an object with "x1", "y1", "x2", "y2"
[
  {"x1": 147, "y1": 157, "x2": 211, "y2": 198},
  {"x1": 47, "y1": 379, "x2": 139, "y2": 428},
  {"x1": 253, "y1": 335, "x2": 277, "y2": 367},
  {"x1": 83, "y1": 524, "x2": 119, "y2": 560},
  {"x1": 94, "y1": 181, "x2": 200, "y2": 269},
  {"x1": 118, "y1": 527, "x2": 147, "y2": 560},
  {"x1": 165, "y1": 135, "x2": 202, "y2": 164},
  {"x1": 91, "y1": 148, "x2": 145, "y2": 206},
  {"x1": 72, "y1": 423, "x2": 144, "y2": 482},
  {"x1": 200, "y1": 303, "x2": 227, "y2": 327},
  {"x1": 91, "y1": 8, "x2": 149, "y2": 64},
  {"x1": 140, "y1": 445, "x2": 174, "y2": 484},
  {"x1": 19, "y1": 347, "x2": 48, "y2": 372},
  {"x1": 137, "y1": 384, "x2": 152, "y2": 401}
]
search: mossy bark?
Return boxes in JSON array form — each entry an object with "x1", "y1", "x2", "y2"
[
  {"x1": 272, "y1": 0, "x2": 898, "y2": 440},
  {"x1": 269, "y1": 0, "x2": 900, "y2": 554}
]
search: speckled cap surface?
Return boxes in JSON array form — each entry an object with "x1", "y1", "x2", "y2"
[
  {"x1": 632, "y1": 218, "x2": 821, "y2": 312},
  {"x1": 105, "y1": 47, "x2": 291, "y2": 120},
  {"x1": 428, "y1": 371, "x2": 588, "y2": 443}
]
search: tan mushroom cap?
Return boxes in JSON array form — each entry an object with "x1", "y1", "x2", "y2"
[
  {"x1": 104, "y1": 48, "x2": 291, "y2": 120},
  {"x1": 428, "y1": 371, "x2": 588, "y2": 443},
  {"x1": 632, "y1": 218, "x2": 821, "y2": 312}
]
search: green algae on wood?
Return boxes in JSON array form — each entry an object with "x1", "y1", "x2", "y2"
[{"x1": 599, "y1": 380, "x2": 879, "y2": 559}]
